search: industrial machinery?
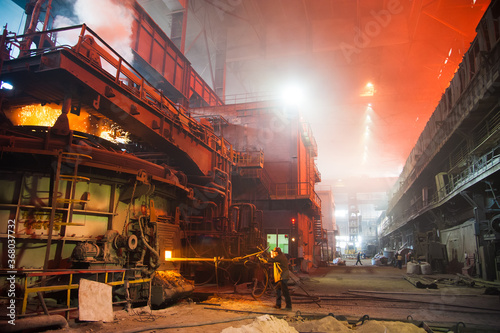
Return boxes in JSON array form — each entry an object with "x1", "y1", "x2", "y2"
[
  {"x1": 414, "y1": 230, "x2": 448, "y2": 273},
  {"x1": 0, "y1": 22, "x2": 265, "y2": 318}
]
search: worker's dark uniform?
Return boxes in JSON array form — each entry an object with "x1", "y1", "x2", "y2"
[
  {"x1": 355, "y1": 252, "x2": 363, "y2": 265},
  {"x1": 268, "y1": 252, "x2": 292, "y2": 309}
]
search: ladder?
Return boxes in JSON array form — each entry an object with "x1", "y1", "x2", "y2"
[{"x1": 43, "y1": 151, "x2": 92, "y2": 271}]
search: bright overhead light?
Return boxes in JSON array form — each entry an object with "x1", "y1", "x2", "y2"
[
  {"x1": 360, "y1": 82, "x2": 375, "y2": 97},
  {"x1": 1, "y1": 81, "x2": 14, "y2": 90},
  {"x1": 281, "y1": 83, "x2": 305, "y2": 106}
]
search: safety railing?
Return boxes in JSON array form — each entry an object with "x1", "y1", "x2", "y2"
[
  {"x1": 224, "y1": 92, "x2": 279, "y2": 105},
  {"x1": 3, "y1": 269, "x2": 151, "y2": 317},
  {"x1": 0, "y1": 25, "x2": 235, "y2": 164},
  {"x1": 446, "y1": 145, "x2": 500, "y2": 197},
  {"x1": 313, "y1": 162, "x2": 321, "y2": 182},
  {"x1": 235, "y1": 151, "x2": 264, "y2": 168},
  {"x1": 272, "y1": 182, "x2": 321, "y2": 209},
  {"x1": 301, "y1": 122, "x2": 318, "y2": 157},
  {"x1": 388, "y1": 38, "x2": 500, "y2": 211},
  {"x1": 236, "y1": 168, "x2": 274, "y2": 196},
  {"x1": 387, "y1": 143, "x2": 500, "y2": 232}
]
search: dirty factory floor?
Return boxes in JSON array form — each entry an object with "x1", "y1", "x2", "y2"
[{"x1": 44, "y1": 258, "x2": 500, "y2": 332}]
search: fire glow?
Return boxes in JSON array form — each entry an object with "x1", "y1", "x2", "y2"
[{"x1": 7, "y1": 104, "x2": 131, "y2": 144}]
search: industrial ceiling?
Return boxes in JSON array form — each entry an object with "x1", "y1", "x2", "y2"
[
  {"x1": 177, "y1": 0, "x2": 490, "y2": 181},
  {"x1": 3, "y1": 0, "x2": 491, "y2": 180}
]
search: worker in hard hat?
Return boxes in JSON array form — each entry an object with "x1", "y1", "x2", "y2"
[{"x1": 267, "y1": 247, "x2": 292, "y2": 310}]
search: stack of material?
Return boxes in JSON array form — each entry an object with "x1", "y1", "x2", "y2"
[
  {"x1": 406, "y1": 261, "x2": 432, "y2": 275},
  {"x1": 407, "y1": 262, "x2": 420, "y2": 274},
  {"x1": 404, "y1": 275, "x2": 438, "y2": 289},
  {"x1": 332, "y1": 258, "x2": 346, "y2": 265},
  {"x1": 370, "y1": 254, "x2": 388, "y2": 265},
  {"x1": 420, "y1": 262, "x2": 432, "y2": 274}
]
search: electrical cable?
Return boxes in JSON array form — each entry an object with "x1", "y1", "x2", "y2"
[
  {"x1": 285, "y1": 292, "x2": 321, "y2": 304},
  {"x1": 130, "y1": 309, "x2": 157, "y2": 323},
  {"x1": 121, "y1": 315, "x2": 260, "y2": 333},
  {"x1": 251, "y1": 263, "x2": 269, "y2": 299},
  {"x1": 331, "y1": 291, "x2": 500, "y2": 313}
]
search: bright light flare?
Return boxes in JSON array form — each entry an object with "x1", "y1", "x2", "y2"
[
  {"x1": 335, "y1": 209, "x2": 348, "y2": 218},
  {"x1": 5, "y1": 103, "x2": 131, "y2": 144},
  {"x1": 281, "y1": 84, "x2": 305, "y2": 106},
  {"x1": 165, "y1": 250, "x2": 172, "y2": 260},
  {"x1": 360, "y1": 82, "x2": 375, "y2": 97},
  {"x1": 1, "y1": 81, "x2": 14, "y2": 90},
  {"x1": 355, "y1": 236, "x2": 363, "y2": 249}
]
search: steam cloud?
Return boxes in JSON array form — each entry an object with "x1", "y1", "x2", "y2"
[{"x1": 53, "y1": 0, "x2": 134, "y2": 63}]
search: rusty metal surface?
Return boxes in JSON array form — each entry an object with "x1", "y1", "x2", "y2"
[{"x1": 1, "y1": 26, "x2": 232, "y2": 176}]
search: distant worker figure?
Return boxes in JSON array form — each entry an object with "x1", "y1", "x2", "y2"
[
  {"x1": 397, "y1": 252, "x2": 403, "y2": 269},
  {"x1": 268, "y1": 247, "x2": 292, "y2": 310},
  {"x1": 355, "y1": 251, "x2": 363, "y2": 265}
]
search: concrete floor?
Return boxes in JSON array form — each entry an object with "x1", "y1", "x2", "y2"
[
  {"x1": 299, "y1": 258, "x2": 500, "y2": 329},
  {"x1": 38, "y1": 259, "x2": 500, "y2": 332}
]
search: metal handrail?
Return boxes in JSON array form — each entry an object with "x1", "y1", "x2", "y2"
[
  {"x1": 301, "y1": 122, "x2": 318, "y2": 156},
  {"x1": 10, "y1": 269, "x2": 150, "y2": 316},
  {"x1": 387, "y1": 143, "x2": 500, "y2": 230},
  {"x1": 388, "y1": 40, "x2": 500, "y2": 210},
  {"x1": 1, "y1": 25, "x2": 235, "y2": 162},
  {"x1": 314, "y1": 162, "x2": 321, "y2": 182},
  {"x1": 235, "y1": 150, "x2": 264, "y2": 168},
  {"x1": 272, "y1": 182, "x2": 321, "y2": 209},
  {"x1": 224, "y1": 92, "x2": 279, "y2": 105}
]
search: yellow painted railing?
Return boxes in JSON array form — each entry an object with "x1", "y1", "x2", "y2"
[{"x1": 14, "y1": 269, "x2": 151, "y2": 317}]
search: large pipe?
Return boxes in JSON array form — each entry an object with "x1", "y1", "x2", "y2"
[
  {"x1": 38, "y1": 0, "x2": 53, "y2": 49},
  {"x1": 27, "y1": 0, "x2": 47, "y2": 33},
  {"x1": 187, "y1": 183, "x2": 226, "y2": 197},
  {"x1": 2, "y1": 314, "x2": 69, "y2": 332},
  {"x1": 138, "y1": 216, "x2": 160, "y2": 271},
  {"x1": 20, "y1": 0, "x2": 47, "y2": 56}
]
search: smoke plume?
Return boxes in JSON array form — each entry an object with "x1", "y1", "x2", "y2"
[{"x1": 54, "y1": 0, "x2": 134, "y2": 63}]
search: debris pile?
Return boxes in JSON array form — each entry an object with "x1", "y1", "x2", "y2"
[
  {"x1": 221, "y1": 315, "x2": 428, "y2": 333},
  {"x1": 404, "y1": 275, "x2": 438, "y2": 289},
  {"x1": 332, "y1": 258, "x2": 346, "y2": 265},
  {"x1": 370, "y1": 253, "x2": 388, "y2": 265},
  {"x1": 221, "y1": 315, "x2": 298, "y2": 333}
]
